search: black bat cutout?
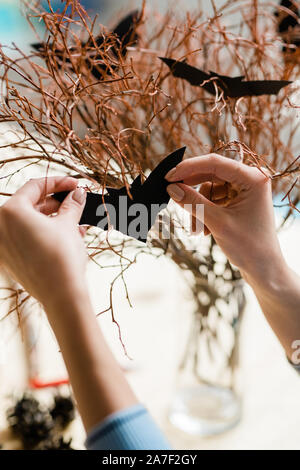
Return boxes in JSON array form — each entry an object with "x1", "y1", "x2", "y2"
[
  {"x1": 53, "y1": 147, "x2": 186, "y2": 243},
  {"x1": 274, "y1": 0, "x2": 300, "y2": 49},
  {"x1": 32, "y1": 11, "x2": 141, "y2": 80},
  {"x1": 160, "y1": 57, "x2": 292, "y2": 98}
]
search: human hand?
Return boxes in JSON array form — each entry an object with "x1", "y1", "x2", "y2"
[
  {"x1": 0, "y1": 177, "x2": 140, "y2": 432},
  {"x1": 0, "y1": 176, "x2": 88, "y2": 309},
  {"x1": 166, "y1": 154, "x2": 286, "y2": 281}
]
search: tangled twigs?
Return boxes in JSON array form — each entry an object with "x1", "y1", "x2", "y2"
[{"x1": 0, "y1": 1, "x2": 300, "y2": 365}]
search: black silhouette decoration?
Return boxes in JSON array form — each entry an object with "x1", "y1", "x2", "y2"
[
  {"x1": 32, "y1": 11, "x2": 141, "y2": 80},
  {"x1": 53, "y1": 147, "x2": 186, "y2": 243},
  {"x1": 7, "y1": 395, "x2": 53, "y2": 449},
  {"x1": 160, "y1": 57, "x2": 292, "y2": 98},
  {"x1": 7, "y1": 394, "x2": 76, "y2": 450},
  {"x1": 50, "y1": 395, "x2": 75, "y2": 429},
  {"x1": 275, "y1": 0, "x2": 300, "y2": 50},
  {"x1": 38, "y1": 436, "x2": 74, "y2": 450}
]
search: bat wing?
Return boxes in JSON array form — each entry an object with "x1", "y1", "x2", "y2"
[
  {"x1": 210, "y1": 71, "x2": 245, "y2": 85},
  {"x1": 128, "y1": 147, "x2": 186, "y2": 241},
  {"x1": 138, "y1": 147, "x2": 186, "y2": 204},
  {"x1": 79, "y1": 192, "x2": 104, "y2": 226},
  {"x1": 53, "y1": 189, "x2": 127, "y2": 229},
  {"x1": 278, "y1": 13, "x2": 299, "y2": 32},
  {"x1": 207, "y1": 71, "x2": 292, "y2": 97},
  {"x1": 52, "y1": 147, "x2": 186, "y2": 243},
  {"x1": 88, "y1": 10, "x2": 141, "y2": 79},
  {"x1": 31, "y1": 42, "x2": 76, "y2": 60},
  {"x1": 86, "y1": 10, "x2": 140, "y2": 52},
  {"x1": 206, "y1": 71, "x2": 246, "y2": 97},
  {"x1": 214, "y1": 73, "x2": 245, "y2": 82},
  {"x1": 106, "y1": 187, "x2": 123, "y2": 196},
  {"x1": 112, "y1": 10, "x2": 140, "y2": 53},
  {"x1": 160, "y1": 57, "x2": 215, "y2": 93},
  {"x1": 52, "y1": 191, "x2": 69, "y2": 203},
  {"x1": 230, "y1": 79, "x2": 292, "y2": 97},
  {"x1": 31, "y1": 42, "x2": 46, "y2": 52},
  {"x1": 130, "y1": 174, "x2": 142, "y2": 192},
  {"x1": 52, "y1": 191, "x2": 102, "y2": 226},
  {"x1": 276, "y1": 1, "x2": 299, "y2": 32},
  {"x1": 106, "y1": 177, "x2": 141, "y2": 199},
  {"x1": 32, "y1": 10, "x2": 141, "y2": 80}
]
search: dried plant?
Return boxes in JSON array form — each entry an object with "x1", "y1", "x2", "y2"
[{"x1": 0, "y1": 0, "x2": 299, "y2": 384}]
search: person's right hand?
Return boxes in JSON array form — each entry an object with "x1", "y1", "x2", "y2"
[{"x1": 165, "y1": 154, "x2": 286, "y2": 282}]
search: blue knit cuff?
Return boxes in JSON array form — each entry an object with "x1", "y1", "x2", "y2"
[{"x1": 85, "y1": 404, "x2": 171, "y2": 450}]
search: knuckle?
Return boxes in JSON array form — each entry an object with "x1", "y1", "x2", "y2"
[
  {"x1": 209, "y1": 153, "x2": 222, "y2": 159},
  {"x1": 27, "y1": 177, "x2": 39, "y2": 184},
  {"x1": 188, "y1": 191, "x2": 200, "y2": 206},
  {"x1": 251, "y1": 167, "x2": 270, "y2": 184},
  {"x1": 206, "y1": 155, "x2": 218, "y2": 176},
  {"x1": 208, "y1": 154, "x2": 219, "y2": 164}
]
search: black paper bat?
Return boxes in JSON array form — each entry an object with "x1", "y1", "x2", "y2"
[
  {"x1": 160, "y1": 57, "x2": 292, "y2": 98},
  {"x1": 32, "y1": 10, "x2": 140, "y2": 80},
  {"x1": 274, "y1": 0, "x2": 300, "y2": 49},
  {"x1": 275, "y1": 0, "x2": 299, "y2": 33},
  {"x1": 53, "y1": 147, "x2": 186, "y2": 243}
]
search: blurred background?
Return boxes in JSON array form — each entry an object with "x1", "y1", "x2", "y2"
[{"x1": 0, "y1": 0, "x2": 299, "y2": 451}]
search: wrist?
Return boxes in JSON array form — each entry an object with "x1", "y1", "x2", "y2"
[
  {"x1": 241, "y1": 253, "x2": 291, "y2": 294},
  {"x1": 43, "y1": 279, "x2": 92, "y2": 320}
]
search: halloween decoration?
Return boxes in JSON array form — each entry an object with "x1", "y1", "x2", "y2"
[
  {"x1": 53, "y1": 147, "x2": 185, "y2": 242},
  {"x1": 6, "y1": 393, "x2": 76, "y2": 450},
  {"x1": 32, "y1": 10, "x2": 141, "y2": 80},
  {"x1": 1, "y1": 0, "x2": 300, "y2": 439},
  {"x1": 50, "y1": 395, "x2": 75, "y2": 429},
  {"x1": 160, "y1": 57, "x2": 292, "y2": 98},
  {"x1": 275, "y1": 0, "x2": 300, "y2": 50},
  {"x1": 7, "y1": 395, "x2": 54, "y2": 449}
]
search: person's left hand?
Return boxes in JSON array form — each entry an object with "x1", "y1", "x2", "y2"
[{"x1": 0, "y1": 176, "x2": 88, "y2": 309}]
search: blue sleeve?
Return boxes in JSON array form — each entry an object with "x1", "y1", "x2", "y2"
[{"x1": 85, "y1": 404, "x2": 171, "y2": 450}]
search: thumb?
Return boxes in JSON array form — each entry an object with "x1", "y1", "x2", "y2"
[
  {"x1": 167, "y1": 183, "x2": 219, "y2": 229},
  {"x1": 57, "y1": 187, "x2": 86, "y2": 224}
]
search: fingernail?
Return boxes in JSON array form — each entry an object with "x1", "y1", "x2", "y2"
[
  {"x1": 165, "y1": 167, "x2": 178, "y2": 181},
  {"x1": 72, "y1": 187, "x2": 86, "y2": 204},
  {"x1": 167, "y1": 184, "x2": 185, "y2": 202}
]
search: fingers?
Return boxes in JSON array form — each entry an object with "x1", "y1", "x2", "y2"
[
  {"x1": 15, "y1": 176, "x2": 78, "y2": 205},
  {"x1": 79, "y1": 226, "x2": 88, "y2": 237},
  {"x1": 37, "y1": 196, "x2": 60, "y2": 215},
  {"x1": 165, "y1": 153, "x2": 262, "y2": 188},
  {"x1": 32, "y1": 194, "x2": 88, "y2": 231},
  {"x1": 167, "y1": 183, "x2": 218, "y2": 229},
  {"x1": 57, "y1": 187, "x2": 86, "y2": 224}
]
